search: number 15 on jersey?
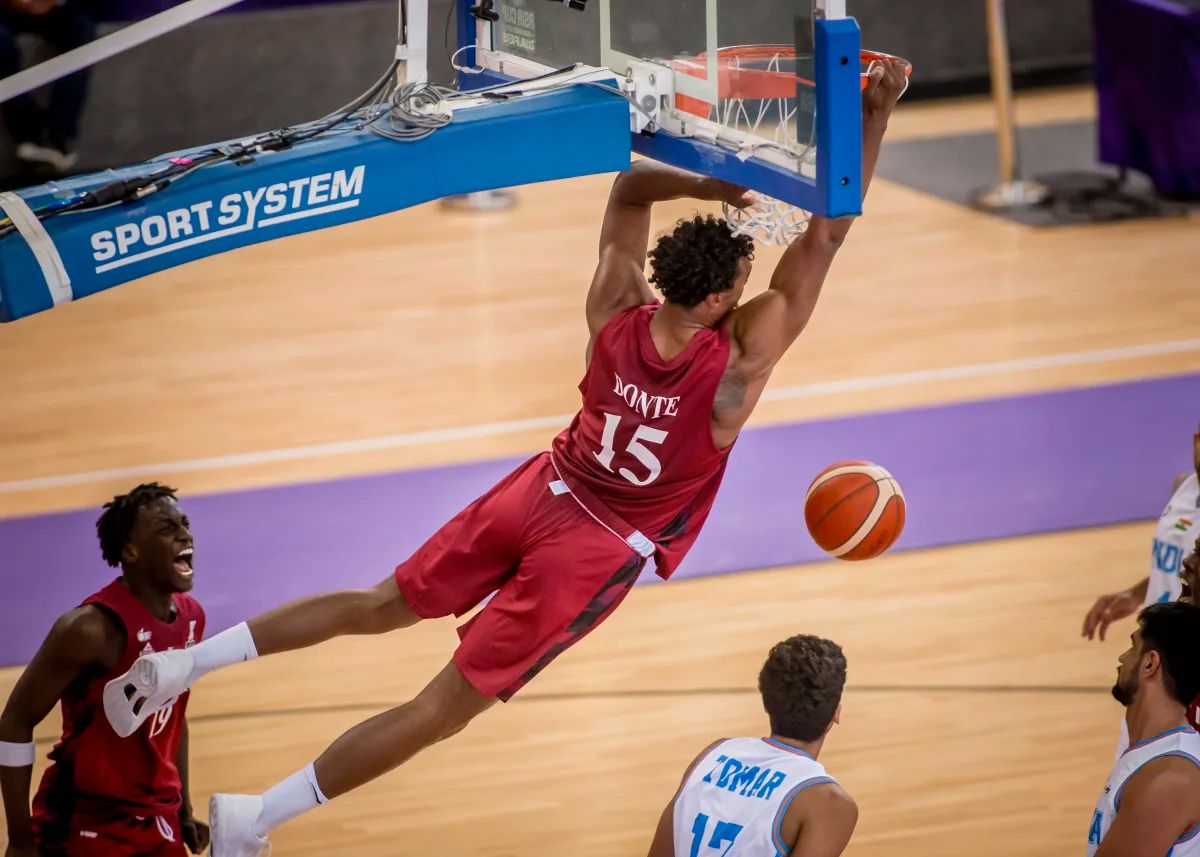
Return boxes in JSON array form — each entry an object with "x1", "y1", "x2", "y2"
[{"x1": 593, "y1": 412, "x2": 668, "y2": 487}]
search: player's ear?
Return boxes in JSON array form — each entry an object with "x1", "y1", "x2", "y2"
[
  {"x1": 121, "y1": 541, "x2": 138, "y2": 566},
  {"x1": 832, "y1": 703, "x2": 842, "y2": 728},
  {"x1": 1143, "y1": 649, "x2": 1162, "y2": 678}
]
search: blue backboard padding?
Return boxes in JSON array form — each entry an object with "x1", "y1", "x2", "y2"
[
  {"x1": 0, "y1": 85, "x2": 631, "y2": 322},
  {"x1": 814, "y1": 17, "x2": 863, "y2": 217}
]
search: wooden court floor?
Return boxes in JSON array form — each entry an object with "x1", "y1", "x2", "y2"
[{"x1": 3, "y1": 85, "x2": 1200, "y2": 855}]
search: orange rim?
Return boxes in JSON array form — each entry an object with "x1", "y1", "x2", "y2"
[{"x1": 669, "y1": 46, "x2": 912, "y2": 117}]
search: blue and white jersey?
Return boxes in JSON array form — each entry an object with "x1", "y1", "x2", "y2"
[
  {"x1": 673, "y1": 737, "x2": 836, "y2": 857},
  {"x1": 1146, "y1": 474, "x2": 1200, "y2": 607},
  {"x1": 1087, "y1": 725, "x2": 1200, "y2": 857}
]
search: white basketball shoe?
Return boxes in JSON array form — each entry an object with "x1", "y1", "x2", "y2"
[
  {"x1": 210, "y1": 794, "x2": 271, "y2": 857},
  {"x1": 102, "y1": 649, "x2": 196, "y2": 738}
]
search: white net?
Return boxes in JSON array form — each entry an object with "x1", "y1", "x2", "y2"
[
  {"x1": 674, "y1": 47, "x2": 816, "y2": 246},
  {"x1": 723, "y1": 195, "x2": 812, "y2": 246}
]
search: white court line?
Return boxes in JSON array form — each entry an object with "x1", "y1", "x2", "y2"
[{"x1": 3, "y1": 338, "x2": 1199, "y2": 494}]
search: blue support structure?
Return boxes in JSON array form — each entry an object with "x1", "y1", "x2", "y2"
[
  {"x1": 0, "y1": 84, "x2": 630, "y2": 322},
  {"x1": 813, "y1": 16, "x2": 863, "y2": 217}
]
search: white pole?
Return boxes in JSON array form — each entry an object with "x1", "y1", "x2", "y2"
[
  {"x1": 0, "y1": 0, "x2": 249, "y2": 104},
  {"x1": 396, "y1": 0, "x2": 429, "y2": 85}
]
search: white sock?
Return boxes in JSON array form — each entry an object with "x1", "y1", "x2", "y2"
[
  {"x1": 254, "y1": 763, "x2": 329, "y2": 837},
  {"x1": 189, "y1": 622, "x2": 258, "y2": 683}
]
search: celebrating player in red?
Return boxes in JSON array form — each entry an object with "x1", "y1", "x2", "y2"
[
  {"x1": 0, "y1": 484, "x2": 207, "y2": 857},
  {"x1": 101, "y1": 59, "x2": 910, "y2": 857}
]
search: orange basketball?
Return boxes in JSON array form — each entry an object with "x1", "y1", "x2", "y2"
[{"x1": 804, "y1": 460, "x2": 906, "y2": 561}]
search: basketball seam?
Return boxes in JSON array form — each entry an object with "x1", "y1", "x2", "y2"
[
  {"x1": 830, "y1": 478, "x2": 897, "y2": 558},
  {"x1": 805, "y1": 464, "x2": 888, "y2": 502},
  {"x1": 809, "y1": 481, "x2": 878, "y2": 536}
]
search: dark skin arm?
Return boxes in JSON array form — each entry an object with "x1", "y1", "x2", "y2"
[
  {"x1": 709, "y1": 59, "x2": 908, "y2": 447},
  {"x1": 1083, "y1": 578, "x2": 1149, "y2": 642},
  {"x1": 1094, "y1": 755, "x2": 1200, "y2": 857},
  {"x1": 176, "y1": 720, "x2": 210, "y2": 854},
  {"x1": 0, "y1": 607, "x2": 121, "y2": 856},
  {"x1": 586, "y1": 161, "x2": 752, "y2": 363}
]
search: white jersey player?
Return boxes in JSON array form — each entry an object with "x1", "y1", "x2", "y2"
[
  {"x1": 1086, "y1": 602, "x2": 1200, "y2": 857},
  {"x1": 646, "y1": 636, "x2": 857, "y2": 857},
  {"x1": 1083, "y1": 424, "x2": 1200, "y2": 643}
]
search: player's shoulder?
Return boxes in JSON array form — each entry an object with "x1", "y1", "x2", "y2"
[
  {"x1": 782, "y1": 779, "x2": 857, "y2": 847},
  {"x1": 45, "y1": 603, "x2": 124, "y2": 662},
  {"x1": 1125, "y1": 752, "x2": 1200, "y2": 802},
  {"x1": 793, "y1": 779, "x2": 856, "y2": 814},
  {"x1": 1171, "y1": 471, "x2": 1199, "y2": 496}
]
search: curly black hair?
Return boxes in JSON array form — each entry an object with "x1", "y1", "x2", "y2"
[
  {"x1": 96, "y1": 482, "x2": 178, "y2": 568},
  {"x1": 758, "y1": 635, "x2": 847, "y2": 742},
  {"x1": 647, "y1": 215, "x2": 754, "y2": 308},
  {"x1": 1138, "y1": 601, "x2": 1200, "y2": 706}
]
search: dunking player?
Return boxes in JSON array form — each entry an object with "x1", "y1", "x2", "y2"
[
  {"x1": 646, "y1": 635, "x2": 857, "y2": 857},
  {"x1": 1086, "y1": 601, "x2": 1200, "y2": 857},
  {"x1": 102, "y1": 60, "x2": 910, "y2": 855},
  {"x1": 0, "y1": 484, "x2": 207, "y2": 857}
]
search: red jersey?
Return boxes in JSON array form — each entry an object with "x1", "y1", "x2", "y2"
[
  {"x1": 553, "y1": 303, "x2": 733, "y2": 579},
  {"x1": 32, "y1": 580, "x2": 205, "y2": 845}
]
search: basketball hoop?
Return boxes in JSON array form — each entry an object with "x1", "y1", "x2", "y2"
[{"x1": 669, "y1": 46, "x2": 911, "y2": 245}]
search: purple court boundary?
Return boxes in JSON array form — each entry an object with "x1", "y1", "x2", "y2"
[{"x1": 1, "y1": 374, "x2": 1197, "y2": 666}]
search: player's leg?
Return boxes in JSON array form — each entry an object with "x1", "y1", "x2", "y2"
[
  {"x1": 209, "y1": 661, "x2": 494, "y2": 855},
  {"x1": 207, "y1": 459, "x2": 647, "y2": 853},
  {"x1": 103, "y1": 458, "x2": 535, "y2": 738}
]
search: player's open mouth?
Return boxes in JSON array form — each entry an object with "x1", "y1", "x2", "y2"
[{"x1": 174, "y1": 547, "x2": 194, "y2": 578}]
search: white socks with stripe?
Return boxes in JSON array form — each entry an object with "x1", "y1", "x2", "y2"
[
  {"x1": 254, "y1": 763, "x2": 329, "y2": 837},
  {"x1": 188, "y1": 622, "x2": 258, "y2": 683}
]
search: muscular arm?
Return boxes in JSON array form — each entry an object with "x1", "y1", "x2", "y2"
[
  {"x1": 587, "y1": 161, "x2": 750, "y2": 354},
  {"x1": 0, "y1": 608, "x2": 120, "y2": 849},
  {"x1": 781, "y1": 782, "x2": 859, "y2": 857},
  {"x1": 723, "y1": 60, "x2": 906, "y2": 383},
  {"x1": 1094, "y1": 756, "x2": 1200, "y2": 857}
]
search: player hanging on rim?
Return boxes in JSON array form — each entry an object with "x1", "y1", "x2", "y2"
[
  {"x1": 101, "y1": 59, "x2": 910, "y2": 856},
  {"x1": 0, "y1": 484, "x2": 208, "y2": 857},
  {"x1": 646, "y1": 635, "x2": 858, "y2": 857}
]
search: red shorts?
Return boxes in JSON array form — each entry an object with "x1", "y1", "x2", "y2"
[
  {"x1": 39, "y1": 812, "x2": 186, "y2": 857},
  {"x1": 395, "y1": 452, "x2": 652, "y2": 700}
]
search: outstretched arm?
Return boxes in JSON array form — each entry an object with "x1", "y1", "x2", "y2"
[
  {"x1": 586, "y1": 162, "x2": 751, "y2": 348},
  {"x1": 0, "y1": 608, "x2": 118, "y2": 854},
  {"x1": 725, "y1": 58, "x2": 908, "y2": 377}
]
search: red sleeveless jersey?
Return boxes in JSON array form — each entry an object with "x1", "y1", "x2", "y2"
[
  {"x1": 32, "y1": 579, "x2": 205, "y2": 840},
  {"x1": 552, "y1": 303, "x2": 733, "y2": 579}
]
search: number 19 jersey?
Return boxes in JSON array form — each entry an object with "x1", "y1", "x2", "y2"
[{"x1": 552, "y1": 303, "x2": 733, "y2": 580}]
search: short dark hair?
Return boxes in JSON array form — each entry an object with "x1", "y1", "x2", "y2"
[
  {"x1": 758, "y1": 634, "x2": 847, "y2": 742},
  {"x1": 1138, "y1": 601, "x2": 1200, "y2": 706},
  {"x1": 96, "y1": 482, "x2": 178, "y2": 567},
  {"x1": 647, "y1": 215, "x2": 754, "y2": 308}
]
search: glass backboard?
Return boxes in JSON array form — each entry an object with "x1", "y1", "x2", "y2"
[{"x1": 459, "y1": 0, "x2": 863, "y2": 217}]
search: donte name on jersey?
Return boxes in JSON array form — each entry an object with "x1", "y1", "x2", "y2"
[{"x1": 613, "y1": 373, "x2": 681, "y2": 419}]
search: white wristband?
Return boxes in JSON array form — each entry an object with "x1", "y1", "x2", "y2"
[{"x1": 0, "y1": 740, "x2": 36, "y2": 767}]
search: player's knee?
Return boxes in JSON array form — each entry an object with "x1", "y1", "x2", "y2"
[
  {"x1": 358, "y1": 577, "x2": 420, "y2": 634},
  {"x1": 410, "y1": 680, "x2": 487, "y2": 742}
]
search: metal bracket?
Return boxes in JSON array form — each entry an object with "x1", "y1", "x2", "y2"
[{"x1": 623, "y1": 59, "x2": 674, "y2": 134}]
